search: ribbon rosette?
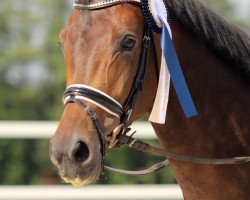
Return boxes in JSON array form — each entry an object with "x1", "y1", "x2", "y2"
[{"x1": 141, "y1": 0, "x2": 197, "y2": 124}]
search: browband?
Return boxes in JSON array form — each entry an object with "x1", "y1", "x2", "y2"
[{"x1": 74, "y1": 0, "x2": 141, "y2": 10}]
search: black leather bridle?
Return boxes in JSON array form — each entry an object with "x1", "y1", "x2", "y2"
[
  {"x1": 63, "y1": 16, "x2": 163, "y2": 174},
  {"x1": 62, "y1": 0, "x2": 250, "y2": 176},
  {"x1": 63, "y1": 24, "x2": 152, "y2": 155}
]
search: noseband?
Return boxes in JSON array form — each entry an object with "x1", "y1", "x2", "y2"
[{"x1": 63, "y1": 0, "x2": 250, "y2": 176}]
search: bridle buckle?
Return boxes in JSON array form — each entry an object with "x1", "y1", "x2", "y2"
[
  {"x1": 107, "y1": 124, "x2": 125, "y2": 149},
  {"x1": 129, "y1": 139, "x2": 136, "y2": 148}
]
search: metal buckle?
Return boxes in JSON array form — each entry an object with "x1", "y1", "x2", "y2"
[
  {"x1": 85, "y1": 106, "x2": 97, "y2": 120},
  {"x1": 107, "y1": 124, "x2": 125, "y2": 149},
  {"x1": 129, "y1": 139, "x2": 136, "y2": 148}
]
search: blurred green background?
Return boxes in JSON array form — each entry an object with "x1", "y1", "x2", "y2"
[{"x1": 0, "y1": 0, "x2": 249, "y2": 185}]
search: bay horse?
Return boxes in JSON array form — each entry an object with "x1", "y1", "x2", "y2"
[{"x1": 50, "y1": 0, "x2": 250, "y2": 199}]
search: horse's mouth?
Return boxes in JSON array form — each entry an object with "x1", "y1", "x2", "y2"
[
  {"x1": 60, "y1": 166, "x2": 102, "y2": 187},
  {"x1": 62, "y1": 174, "x2": 99, "y2": 187},
  {"x1": 57, "y1": 154, "x2": 103, "y2": 187}
]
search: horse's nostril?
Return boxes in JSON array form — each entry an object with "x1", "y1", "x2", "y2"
[{"x1": 72, "y1": 141, "x2": 89, "y2": 163}]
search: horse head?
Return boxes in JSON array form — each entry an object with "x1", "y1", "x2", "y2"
[{"x1": 50, "y1": 1, "x2": 159, "y2": 187}]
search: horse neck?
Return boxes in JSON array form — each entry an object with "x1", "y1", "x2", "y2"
[
  {"x1": 152, "y1": 17, "x2": 250, "y2": 158},
  {"x1": 148, "y1": 16, "x2": 250, "y2": 200}
]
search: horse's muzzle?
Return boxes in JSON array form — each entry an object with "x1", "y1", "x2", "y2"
[{"x1": 50, "y1": 134, "x2": 102, "y2": 187}]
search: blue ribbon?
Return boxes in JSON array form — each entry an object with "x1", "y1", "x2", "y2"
[{"x1": 161, "y1": 23, "x2": 197, "y2": 118}]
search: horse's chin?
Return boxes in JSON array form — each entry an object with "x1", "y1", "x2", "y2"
[
  {"x1": 61, "y1": 166, "x2": 101, "y2": 187},
  {"x1": 62, "y1": 176, "x2": 99, "y2": 187},
  {"x1": 59, "y1": 157, "x2": 103, "y2": 187}
]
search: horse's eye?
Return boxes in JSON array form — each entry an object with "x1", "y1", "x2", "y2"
[{"x1": 121, "y1": 36, "x2": 136, "y2": 51}]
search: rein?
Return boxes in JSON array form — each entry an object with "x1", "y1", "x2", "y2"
[{"x1": 63, "y1": 0, "x2": 250, "y2": 176}]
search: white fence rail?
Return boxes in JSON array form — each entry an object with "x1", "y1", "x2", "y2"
[
  {"x1": 0, "y1": 185, "x2": 183, "y2": 200},
  {"x1": 0, "y1": 121, "x2": 157, "y2": 139},
  {"x1": 0, "y1": 121, "x2": 183, "y2": 200}
]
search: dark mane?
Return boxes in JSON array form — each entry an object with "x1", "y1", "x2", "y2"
[{"x1": 165, "y1": 0, "x2": 250, "y2": 79}]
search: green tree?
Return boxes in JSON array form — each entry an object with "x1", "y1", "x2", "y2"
[
  {"x1": 0, "y1": 0, "x2": 68, "y2": 121},
  {"x1": 0, "y1": 0, "x2": 69, "y2": 185},
  {"x1": 204, "y1": 0, "x2": 250, "y2": 31}
]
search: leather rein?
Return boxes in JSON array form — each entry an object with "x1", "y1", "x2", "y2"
[{"x1": 63, "y1": 0, "x2": 250, "y2": 176}]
